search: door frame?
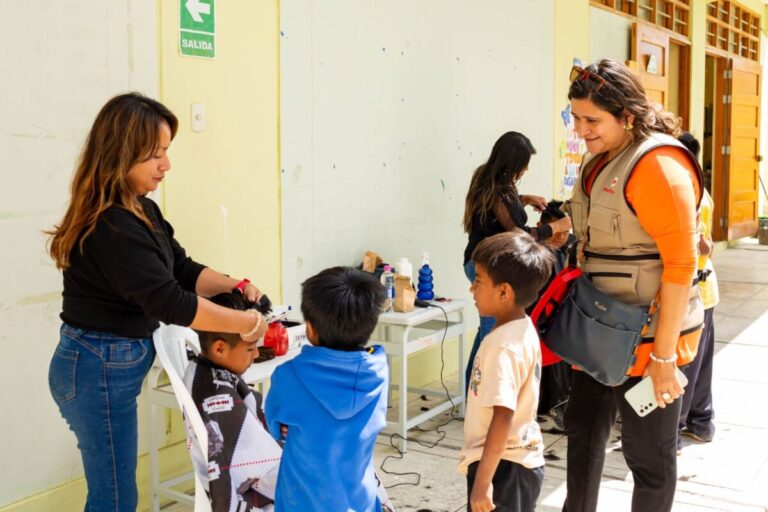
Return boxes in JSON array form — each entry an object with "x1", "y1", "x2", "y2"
[
  {"x1": 672, "y1": 40, "x2": 691, "y2": 130},
  {"x1": 709, "y1": 52, "x2": 730, "y2": 241}
]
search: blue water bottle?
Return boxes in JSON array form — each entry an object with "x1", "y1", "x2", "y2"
[{"x1": 416, "y1": 252, "x2": 435, "y2": 301}]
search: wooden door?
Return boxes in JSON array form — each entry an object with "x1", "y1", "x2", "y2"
[
  {"x1": 723, "y1": 56, "x2": 761, "y2": 240},
  {"x1": 712, "y1": 56, "x2": 729, "y2": 241},
  {"x1": 632, "y1": 22, "x2": 670, "y2": 108}
]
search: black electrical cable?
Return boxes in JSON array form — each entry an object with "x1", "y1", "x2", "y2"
[
  {"x1": 379, "y1": 302, "x2": 464, "y2": 489},
  {"x1": 760, "y1": 175, "x2": 768, "y2": 203}
]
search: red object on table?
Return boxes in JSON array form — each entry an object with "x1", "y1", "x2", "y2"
[{"x1": 264, "y1": 321, "x2": 289, "y2": 356}]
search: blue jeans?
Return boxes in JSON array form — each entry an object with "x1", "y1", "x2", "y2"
[
  {"x1": 463, "y1": 260, "x2": 496, "y2": 393},
  {"x1": 49, "y1": 323, "x2": 155, "y2": 512}
]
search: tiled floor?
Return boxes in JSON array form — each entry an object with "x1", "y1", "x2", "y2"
[{"x1": 163, "y1": 240, "x2": 768, "y2": 512}]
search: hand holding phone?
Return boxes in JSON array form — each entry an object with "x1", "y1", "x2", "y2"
[{"x1": 625, "y1": 367, "x2": 688, "y2": 417}]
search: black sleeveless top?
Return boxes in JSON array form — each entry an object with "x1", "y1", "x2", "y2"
[{"x1": 463, "y1": 189, "x2": 553, "y2": 265}]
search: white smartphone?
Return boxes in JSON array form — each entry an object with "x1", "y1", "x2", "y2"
[{"x1": 624, "y1": 367, "x2": 689, "y2": 417}]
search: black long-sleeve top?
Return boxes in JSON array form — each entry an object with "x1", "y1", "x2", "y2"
[
  {"x1": 61, "y1": 197, "x2": 206, "y2": 338},
  {"x1": 463, "y1": 189, "x2": 553, "y2": 265}
]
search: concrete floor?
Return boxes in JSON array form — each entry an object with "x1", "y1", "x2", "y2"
[{"x1": 165, "y1": 239, "x2": 768, "y2": 511}]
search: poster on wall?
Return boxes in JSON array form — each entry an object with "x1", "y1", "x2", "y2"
[
  {"x1": 559, "y1": 58, "x2": 587, "y2": 199},
  {"x1": 559, "y1": 104, "x2": 585, "y2": 198}
]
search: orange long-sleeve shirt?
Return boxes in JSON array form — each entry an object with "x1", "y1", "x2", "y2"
[{"x1": 586, "y1": 146, "x2": 701, "y2": 285}]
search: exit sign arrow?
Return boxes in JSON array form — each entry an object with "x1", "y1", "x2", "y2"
[
  {"x1": 179, "y1": 0, "x2": 215, "y2": 58},
  {"x1": 186, "y1": 0, "x2": 211, "y2": 23}
]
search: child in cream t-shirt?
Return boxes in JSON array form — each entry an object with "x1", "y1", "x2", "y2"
[{"x1": 459, "y1": 231, "x2": 551, "y2": 512}]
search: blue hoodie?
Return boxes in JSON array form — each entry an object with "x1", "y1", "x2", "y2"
[{"x1": 265, "y1": 344, "x2": 388, "y2": 512}]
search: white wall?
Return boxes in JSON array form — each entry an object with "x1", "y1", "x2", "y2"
[
  {"x1": 0, "y1": 1, "x2": 157, "y2": 505},
  {"x1": 280, "y1": 0, "x2": 555, "y2": 308}
]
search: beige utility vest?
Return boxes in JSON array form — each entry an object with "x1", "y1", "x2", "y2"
[{"x1": 570, "y1": 133, "x2": 704, "y2": 367}]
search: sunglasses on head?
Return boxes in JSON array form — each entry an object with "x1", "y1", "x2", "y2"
[{"x1": 569, "y1": 66, "x2": 606, "y2": 92}]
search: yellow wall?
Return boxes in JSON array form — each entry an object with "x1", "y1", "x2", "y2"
[
  {"x1": 146, "y1": 2, "x2": 281, "y2": 510},
  {"x1": 553, "y1": 0, "x2": 591, "y2": 195},
  {"x1": 158, "y1": 0, "x2": 282, "y2": 300},
  {"x1": 737, "y1": 0, "x2": 765, "y2": 19},
  {"x1": 2, "y1": 3, "x2": 282, "y2": 511},
  {"x1": 688, "y1": 0, "x2": 711, "y2": 142},
  {"x1": 0, "y1": 439, "x2": 192, "y2": 512},
  {"x1": 765, "y1": 5, "x2": 768, "y2": 33}
]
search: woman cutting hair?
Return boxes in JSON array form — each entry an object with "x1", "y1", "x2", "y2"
[
  {"x1": 563, "y1": 59, "x2": 704, "y2": 512},
  {"x1": 47, "y1": 93, "x2": 268, "y2": 511},
  {"x1": 462, "y1": 131, "x2": 571, "y2": 391}
]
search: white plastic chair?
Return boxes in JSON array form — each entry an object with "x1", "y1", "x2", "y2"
[{"x1": 152, "y1": 324, "x2": 212, "y2": 512}]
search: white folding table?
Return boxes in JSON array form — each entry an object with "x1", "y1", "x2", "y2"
[{"x1": 371, "y1": 299, "x2": 468, "y2": 452}]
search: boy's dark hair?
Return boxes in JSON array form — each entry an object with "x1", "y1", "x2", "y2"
[
  {"x1": 472, "y1": 230, "x2": 554, "y2": 308},
  {"x1": 539, "y1": 200, "x2": 565, "y2": 224},
  {"x1": 301, "y1": 266, "x2": 386, "y2": 351},
  {"x1": 678, "y1": 131, "x2": 701, "y2": 159},
  {"x1": 196, "y1": 292, "x2": 251, "y2": 351}
]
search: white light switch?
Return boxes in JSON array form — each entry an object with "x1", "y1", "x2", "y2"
[{"x1": 191, "y1": 103, "x2": 205, "y2": 132}]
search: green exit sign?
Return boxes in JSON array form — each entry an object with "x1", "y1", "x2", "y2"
[{"x1": 179, "y1": 0, "x2": 215, "y2": 59}]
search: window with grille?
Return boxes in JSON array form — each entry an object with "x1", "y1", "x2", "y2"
[
  {"x1": 706, "y1": 0, "x2": 760, "y2": 61},
  {"x1": 591, "y1": 0, "x2": 691, "y2": 38}
]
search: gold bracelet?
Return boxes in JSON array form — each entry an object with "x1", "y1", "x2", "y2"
[{"x1": 241, "y1": 311, "x2": 263, "y2": 339}]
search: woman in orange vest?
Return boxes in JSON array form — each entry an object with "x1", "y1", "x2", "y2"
[{"x1": 563, "y1": 59, "x2": 703, "y2": 512}]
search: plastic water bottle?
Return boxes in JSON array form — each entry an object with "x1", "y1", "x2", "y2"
[
  {"x1": 417, "y1": 252, "x2": 435, "y2": 301},
  {"x1": 380, "y1": 264, "x2": 395, "y2": 312},
  {"x1": 395, "y1": 257, "x2": 413, "y2": 284}
]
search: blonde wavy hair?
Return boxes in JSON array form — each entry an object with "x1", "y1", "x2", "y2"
[{"x1": 47, "y1": 93, "x2": 178, "y2": 269}]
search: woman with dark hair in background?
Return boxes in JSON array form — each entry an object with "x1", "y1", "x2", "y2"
[
  {"x1": 563, "y1": 59, "x2": 704, "y2": 512},
  {"x1": 47, "y1": 93, "x2": 269, "y2": 511},
  {"x1": 462, "y1": 131, "x2": 571, "y2": 392}
]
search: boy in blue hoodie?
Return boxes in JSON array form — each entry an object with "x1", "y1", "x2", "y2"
[{"x1": 265, "y1": 266, "x2": 390, "y2": 512}]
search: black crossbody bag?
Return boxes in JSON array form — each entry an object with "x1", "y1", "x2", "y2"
[{"x1": 541, "y1": 238, "x2": 658, "y2": 386}]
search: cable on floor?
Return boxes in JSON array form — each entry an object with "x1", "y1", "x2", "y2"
[{"x1": 379, "y1": 303, "x2": 464, "y2": 489}]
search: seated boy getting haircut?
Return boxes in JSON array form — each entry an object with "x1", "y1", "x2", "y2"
[
  {"x1": 460, "y1": 231, "x2": 554, "y2": 512},
  {"x1": 265, "y1": 266, "x2": 391, "y2": 512},
  {"x1": 186, "y1": 291, "x2": 280, "y2": 512}
]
